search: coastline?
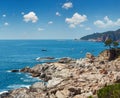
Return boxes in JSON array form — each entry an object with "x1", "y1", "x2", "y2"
[{"x1": 1, "y1": 50, "x2": 120, "y2": 98}]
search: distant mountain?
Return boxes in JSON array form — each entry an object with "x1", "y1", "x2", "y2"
[{"x1": 80, "y1": 29, "x2": 120, "y2": 42}]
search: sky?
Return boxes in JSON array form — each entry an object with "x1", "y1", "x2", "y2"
[{"x1": 0, "y1": 0, "x2": 120, "y2": 39}]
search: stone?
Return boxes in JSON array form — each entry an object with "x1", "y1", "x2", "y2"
[
  {"x1": 55, "y1": 91, "x2": 66, "y2": 98},
  {"x1": 68, "y1": 87, "x2": 81, "y2": 96},
  {"x1": 30, "y1": 82, "x2": 46, "y2": 91},
  {"x1": 11, "y1": 69, "x2": 19, "y2": 72},
  {"x1": 58, "y1": 57, "x2": 73, "y2": 63},
  {"x1": 86, "y1": 52, "x2": 94, "y2": 59},
  {"x1": 47, "y1": 78, "x2": 63, "y2": 88}
]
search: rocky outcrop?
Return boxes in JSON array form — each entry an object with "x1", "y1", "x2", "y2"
[
  {"x1": 98, "y1": 48, "x2": 120, "y2": 61},
  {"x1": 1, "y1": 53, "x2": 120, "y2": 98}
]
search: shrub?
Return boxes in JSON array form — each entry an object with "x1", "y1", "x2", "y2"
[{"x1": 97, "y1": 83, "x2": 120, "y2": 98}]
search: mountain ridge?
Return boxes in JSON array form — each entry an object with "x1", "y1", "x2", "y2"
[{"x1": 80, "y1": 29, "x2": 120, "y2": 42}]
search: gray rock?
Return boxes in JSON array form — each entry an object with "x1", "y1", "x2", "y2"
[
  {"x1": 30, "y1": 82, "x2": 46, "y2": 91},
  {"x1": 47, "y1": 78, "x2": 63, "y2": 88},
  {"x1": 55, "y1": 91, "x2": 66, "y2": 98}
]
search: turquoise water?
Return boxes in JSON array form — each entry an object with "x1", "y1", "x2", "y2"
[{"x1": 0, "y1": 40, "x2": 105, "y2": 92}]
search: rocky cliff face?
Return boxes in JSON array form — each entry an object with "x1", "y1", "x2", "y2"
[
  {"x1": 1, "y1": 52, "x2": 120, "y2": 98},
  {"x1": 98, "y1": 48, "x2": 120, "y2": 61}
]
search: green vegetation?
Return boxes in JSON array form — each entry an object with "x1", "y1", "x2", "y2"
[
  {"x1": 97, "y1": 83, "x2": 120, "y2": 98},
  {"x1": 104, "y1": 38, "x2": 113, "y2": 48},
  {"x1": 104, "y1": 38, "x2": 119, "y2": 49},
  {"x1": 88, "y1": 96, "x2": 93, "y2": 98},
  {"x1": 80, "y1": 28, "x2": 120, "y2": 42},
  {"x1": 113, "y1": 41, "x2": 119, "y2": 48}
]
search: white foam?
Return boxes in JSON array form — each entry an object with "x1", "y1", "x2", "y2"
[
  {"x1": 7, "y1": 84, "x2": 30, "y2": 89},
  {"x1": 6, "y1": 70, "x2": 11, "y2": 73},
  {"x1": 0, "y1": 91, "x2": 8, "y2": 94}
]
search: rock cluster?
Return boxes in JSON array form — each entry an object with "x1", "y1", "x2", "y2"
[{"x1": 1, "y1": 54, "x2": 120, "y2": 98}]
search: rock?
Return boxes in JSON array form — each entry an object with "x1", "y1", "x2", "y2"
[
  {"x1": 40, "y1": 73, "x2": 46, "y2": 78},
  {"x1": 55, "y1": 91, "x2": 66, "y2": 98},
  {"x1": 68, "y1": 87, "x2": 81, "y2": 96},
  {"x1": 47, "y1": 78, "x2": 63, "y2": 88},
  {"x1": 99, "y1": 69, "x2": 108, "y2": 74},
  {"x1": 58, "y1": 57, "x2": 73, "y2": 63},
  {"x1": 11, "y1": 69, "x2": 19, "y2": 72},
  {"x1": 86, "y1": 52, "x2": 94, "y2": 59},
  {"x1": 31, "y1": 73, "x2": 40, "y2": 77},
  {"x1": 0, "y1": 92, "x2": 10, "y2": 98},
  {"x1": 30, "y1": 82, "x2": 47, "y2": 92},
  {"x1": 50, "y1": 94, "x2": 56, "y2": 98},
  {"x1": 98, "y1": 49, "x2": 120, "y2": 61},
  {"x1": 20, "y1": 66, "x2": 31, "y2": 73},
  {"x1": 73, "y1": 95, "x2": 84, "y2": 98},
  {"x1": 41, "y1": 49, "x2": 47, "y2": 51}
]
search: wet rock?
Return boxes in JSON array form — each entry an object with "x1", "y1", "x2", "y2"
[
  {"x1": 58, "y1": 57, "x2": 73, "y2": 63},
  {"x1": 20, "y1": 66, "x2": 31, "y2": 73},
  {"x1": 11, "y1": 69, "x2": 19, "y2": 72}
]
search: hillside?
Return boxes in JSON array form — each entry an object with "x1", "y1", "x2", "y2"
[{"x1": 80, "y1": 29, "x2": 120, "y2": 42}]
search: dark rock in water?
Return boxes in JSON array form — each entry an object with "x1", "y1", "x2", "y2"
[
  {"x1": 41, "y1": 49, "x2": 47, "y2": 51},
  {"x1": 58, "y1": 57, "x2": 73, "y2": 63},
  {"x1": 11, "y1": 69, "x2": 19, "y2": 72}
]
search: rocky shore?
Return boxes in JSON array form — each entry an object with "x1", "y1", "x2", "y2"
[{"x1": 1, "y1": 49, "x2": 120, "y2": 98}]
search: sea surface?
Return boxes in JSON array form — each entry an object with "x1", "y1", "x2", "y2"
[{"x1": 0, "y1": 40, "x2": 106, "y2": 93}]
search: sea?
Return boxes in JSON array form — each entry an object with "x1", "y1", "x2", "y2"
[{"x1": 0, "y1": 40, "x2": 106, "y2": 93}]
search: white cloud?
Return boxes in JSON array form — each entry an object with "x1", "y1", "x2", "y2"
[
  {"x1": 85, "y1": 27, "x2": 91, "y2": 30},
  {"x1": 62, "y1": 2, "x2": 73, "y2": 9},
  {"x1": 38, "y1": 28, "x2": 44, "y2": 31},
  {"x1": 65, "y1": 13, "x2": 87, "y2": 28},
  {"x1": 2, "y1": 14, "x2": 6, "y2": 17},
  {"x1": 23, "y1": 12, "x2": 38, "y2": 23},
  {"x1": 4, "y1": 22, "x2": 9, "y2": 26},
  {"x1": 94, "y1": 16, "x2": 120, "y2": 28},
  {"x1": 48, "y1": 21, "x2": 53, "y2": 24},
  {"x1": 56, "y1": 12, "x2": 61, "y2": 16}
]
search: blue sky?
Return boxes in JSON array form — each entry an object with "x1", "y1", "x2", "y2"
[{"x1": 0, "y1": 0, "x2": 120, "y2": 39}]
